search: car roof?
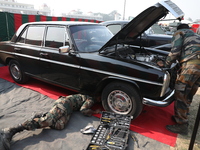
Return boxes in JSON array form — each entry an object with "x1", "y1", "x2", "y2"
[
  {"x1": 100, "y1": 20, "x2": 129, "y2": 26},
  {"x1": 11, "y1": 21, "x2": 101, "y2": 42},
  {"x1": 23, "y1": 21, "x2": 98, "y2": 26}
]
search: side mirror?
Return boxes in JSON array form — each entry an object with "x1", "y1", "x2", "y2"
[{"x1": 59, "y1": 46, "x2": 70, "y2": 53}]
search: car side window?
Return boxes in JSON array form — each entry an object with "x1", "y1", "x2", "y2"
[
  {"x1": 45, "y1": 26, "x2": 67, "y2": 48},
  {"x1": 25, "y1": 26, "x2": 45, "y2": 46},
  {"x1": 107, "y1": 24, "x2": 122, "y2": 35},
  {"x1": 18, "y1": 28, "x2": 28, "y2": 43}
]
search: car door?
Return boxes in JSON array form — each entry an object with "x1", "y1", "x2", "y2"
[
  {"x1": 39, "y1": 25, "x2": 80, "y2": 90},
  {"x1": 14, "y1": 25, "x2": 45, "y2": 75}
]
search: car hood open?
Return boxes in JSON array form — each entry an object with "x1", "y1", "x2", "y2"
[{"x1": 99, "y1": 0, "x2": 184, "y2": 52}]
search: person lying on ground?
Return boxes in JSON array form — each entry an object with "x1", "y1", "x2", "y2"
[{"x1": 0, "y1": 94, "x2": 101, "y2": 150}]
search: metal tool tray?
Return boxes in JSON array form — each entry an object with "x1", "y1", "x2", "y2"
[{"x1": 86, "y1": 111, "x2": 132, "y2": 150}]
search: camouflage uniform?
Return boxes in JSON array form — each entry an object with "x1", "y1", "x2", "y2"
[
  {"x1": 166, "y1": 29, "x2": 200, "y2": 124},
  {"x1": 22, "y1": 94, "x2": 96, "y2": 130},
  {"x1": 197, "y1": 27, "x2": 200, "y2": 35}
]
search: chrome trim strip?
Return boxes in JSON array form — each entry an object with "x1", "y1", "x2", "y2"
[
  {"x1": 0, "y1": 50, "x2": 12, "y2": 54},
  {"x1": 3, "y1": 51, "x2": 163, "y2": 86},
  {"x1": 40, "y1": 58, "x2": 80, "y2": 69},
  {"x1": 14, "y1": 53, "x2": 39, "y2": 60},
  {"x1": 143, "y1": 90, "x2": 175, "y2": 106},
  {"x1": 81, "y1": 66, "x2": 163, "y2": 86}
]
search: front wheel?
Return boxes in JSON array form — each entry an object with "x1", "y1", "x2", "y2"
[
  {"x1": 9, "y1": 60, "x2": 29, "y2": 84},
  {"x1": 101, "y1": 81, "x2": 143, "y2": 119}
]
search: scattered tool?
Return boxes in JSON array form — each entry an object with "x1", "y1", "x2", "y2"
[
  {"x1": 130, "y1": 132, "x2": 140, "y2": 148},
  {"x1": 80, "y1": 124, "x2": 96, "y2": 134},
  {"x1": 89, "y1": 145, "x2": 108, "y2": 150},
  {"x1": 143, "y1": 141, "x2": 150, "y2": 147}
]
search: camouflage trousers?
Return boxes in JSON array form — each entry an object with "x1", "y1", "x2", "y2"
[
  {"x1": 174, "y1": 59, "x2": 200, "y2": 124},
  {"x1": 22, "y1": 102, "x2": 72, "y2": 130}
]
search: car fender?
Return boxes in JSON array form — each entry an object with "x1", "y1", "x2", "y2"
[
  {"x1": 0, "y1": 51, "x2": 15, "y2": 65},
  {"x1": 97, "y1": 75, "x2": 142, "y2": 99}
]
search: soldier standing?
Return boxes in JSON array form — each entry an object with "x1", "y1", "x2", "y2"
[
  {"x1": 0, "y1": 94, "x2": 100, "y2": 150},
  {"x1": 158, "y1": 23, "x2": 200, "y2": 135}
]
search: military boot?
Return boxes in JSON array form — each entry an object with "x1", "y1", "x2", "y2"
[
  {"x1": 0, "y1": 124, "x2": 25, "y2": 150},
  {"x1": 166, "y1": 123, "x2": 188, "y2": 135}
]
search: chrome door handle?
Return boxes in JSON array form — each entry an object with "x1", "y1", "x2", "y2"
[
  {"x1": 40, "y1": 53, "x2": 49, "y2": 56},
  {"x1": 40, "y1": 53, "x2": 49, "y2": 59},
  {"x1": 14, "y1": 47, "x2": 21, "y2": 52}
]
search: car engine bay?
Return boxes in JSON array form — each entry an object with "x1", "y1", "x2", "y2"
[{"x1": 104, "y1": 45, "x2": 167, "y2": 66}]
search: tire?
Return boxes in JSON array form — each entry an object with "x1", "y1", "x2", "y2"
[
  {"x1": 101, "y1": 81, "x2": 143, "y2": 118},
  {"x1": 8, "y1": 60, "x2": 29, "y2": 84}
]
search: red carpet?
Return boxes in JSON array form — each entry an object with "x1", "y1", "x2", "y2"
[{"x1": 0, "y1": 66, "x2": 177, "y2": 146}]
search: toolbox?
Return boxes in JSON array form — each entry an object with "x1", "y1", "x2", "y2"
[{"x1": 86, "y1": 111, "x2": 132, "y2": 150}]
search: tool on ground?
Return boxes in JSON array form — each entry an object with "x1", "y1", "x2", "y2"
[
  {"x1": 143, "y1": 141, "x2": 149, "y2": 147},
  {"x1": 81, "y1": 124, "x2": 96, "y2": 134},
  {"x1": 130, "y1": 132, "x2": 140, "y2": 148},
  {"x1": 86, "y1": 111, "x2": 132, "y2": 150}
]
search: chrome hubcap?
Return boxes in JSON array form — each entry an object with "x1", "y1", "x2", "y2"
[
  {"x1": 108, "y1": 90, "x2": 132, "y2": 115},
  {"x1": 11, "y1": 64, "x2": 21, "y2": 80}
]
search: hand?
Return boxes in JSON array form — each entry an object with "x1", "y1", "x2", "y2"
[
  {"x1": 157, "y1": 60, "x2": 164, "y2": 67},
  {"x1": 83, "y1": 109, "x2": 102, "y2": 116},
  {"x1": 94, "y1": 109, "x2": 101, "y2": 114}
]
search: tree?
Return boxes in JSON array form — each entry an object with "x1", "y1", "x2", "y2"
[
  {"x1": 187, "y1": 17, "x2": 193, "y2": 22},
  {"x1": 94, "y1": 10, "x2": 121, "y2": 21}
]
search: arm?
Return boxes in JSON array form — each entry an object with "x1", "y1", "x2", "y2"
[
  {"x1": 80, "y1": 96, "x2": 100, "y2": 116},
  {"x1": 165, "y1": 31, "x2": 184, "y2": 67}
]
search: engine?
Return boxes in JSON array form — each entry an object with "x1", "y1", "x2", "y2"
[{"x1": 114, "y1": 46, "x2": 167, "y2": 66}]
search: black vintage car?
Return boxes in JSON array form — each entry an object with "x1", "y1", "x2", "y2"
[
  {"x1": 100, "y1": 20, "x2": 172, "y2": 50},
  {"x1": 0, "y1": 0, "x2": 184, "y2": 118}
]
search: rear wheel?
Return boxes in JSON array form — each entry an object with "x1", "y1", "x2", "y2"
[
  {"x1": 9, "y1": 60, "x2": 29, "y2": 84},
  {"x1": 101, "y1": 81, "x2": 143, "y2": 118}
]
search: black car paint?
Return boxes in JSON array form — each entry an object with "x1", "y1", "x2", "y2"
[
  {"x1": 0, "y1": 1, "x2": 184, "y2": 117},
  {"x1": 0, "y1": 38, "x2": 167, "y2": 99},
  {"x1": 0, "y1": 26, "x2": 168, "y2": 97}
]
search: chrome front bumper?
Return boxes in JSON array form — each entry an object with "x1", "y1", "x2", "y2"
[{"x1": 142, "y1": 90, "x2": 175, "y2": 107}]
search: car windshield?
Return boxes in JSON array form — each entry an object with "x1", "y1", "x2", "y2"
[
  {"x1": 145, "y1": 24, "x2": 166, "y2": 35},
  {"x1": 70, "y1": 25, "x2": 113, "y2": 52}
]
